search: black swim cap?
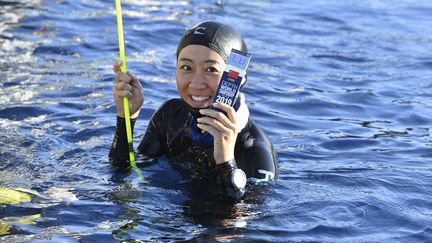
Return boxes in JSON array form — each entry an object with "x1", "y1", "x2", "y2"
[{"x1": 176, "y1": 20, "x2": 248, "y2": 62}]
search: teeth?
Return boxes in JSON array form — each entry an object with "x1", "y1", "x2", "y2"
[{"x1": 191, "y1": 96, "x2": 209, "y2": 101}]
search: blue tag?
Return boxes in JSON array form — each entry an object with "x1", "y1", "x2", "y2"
[{"x1": 212, "y1": 49, "x2": 251, "y2": 107}]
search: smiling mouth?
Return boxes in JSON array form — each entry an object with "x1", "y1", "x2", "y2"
[{"x1": 191, "y1": 96, "x2": 211, "y2": 102}]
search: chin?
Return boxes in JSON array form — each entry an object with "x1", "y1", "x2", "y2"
[
  {"x1": 189, "y1": 102, "x2": 210, "y2": 109},
  {"x1": 181, "y1": 98, "x2": 209, "y2": 118}
]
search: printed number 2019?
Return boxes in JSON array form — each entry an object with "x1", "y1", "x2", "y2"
[{"x1": 215, "y1": 95, "x2": 233, "y2": 106}]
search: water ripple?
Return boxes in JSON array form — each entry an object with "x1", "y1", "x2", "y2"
[{"x1": 1, "y1": 0, "x2": 432, "y2": 241}]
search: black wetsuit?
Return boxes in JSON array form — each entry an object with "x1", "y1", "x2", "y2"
[{"x1": 109, "y1": 98, "x2": 278, "y2": 200}]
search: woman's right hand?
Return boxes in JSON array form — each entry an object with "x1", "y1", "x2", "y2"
[{"x1": 112, "y1": 60, "x2": 144, "y2": 119}]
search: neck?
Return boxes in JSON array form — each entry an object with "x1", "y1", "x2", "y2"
[{"x1": 181, "y1": 98, "x2": 206, "y2": 118}]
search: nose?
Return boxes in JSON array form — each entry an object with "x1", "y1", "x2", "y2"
[{"x1": 189, "y1": 70, "x2": 207, "y2": 89}]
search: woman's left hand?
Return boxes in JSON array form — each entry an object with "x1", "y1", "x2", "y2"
[{"x1": 197, "y1": 103, "x2": 239, "y2": 165}]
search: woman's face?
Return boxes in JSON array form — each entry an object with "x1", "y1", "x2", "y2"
[{"x1": 176, "y1": 45, "x2": 226, "y2": 109}]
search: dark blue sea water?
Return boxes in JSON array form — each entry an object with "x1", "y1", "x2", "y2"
[{"x1": 1, "y1": 0, "x2": 432, "y2": 242}]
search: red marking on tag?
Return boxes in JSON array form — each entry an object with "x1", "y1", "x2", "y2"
[{"x1": 228, "y1": 70, "x2": 239, "y2": 79}]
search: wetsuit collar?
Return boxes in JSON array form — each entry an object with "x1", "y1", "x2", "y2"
[{"x1": 181, "y1": 98, "x2": 205, "y2": 118}]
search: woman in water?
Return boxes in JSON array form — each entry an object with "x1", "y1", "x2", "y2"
[{"x1": 109, "y1": 20, "x2": 278, "y2": 200}]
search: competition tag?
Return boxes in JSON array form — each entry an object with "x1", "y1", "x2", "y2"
[{"x1": 212, "y1": 49, "x2": 251, "y2": 108}]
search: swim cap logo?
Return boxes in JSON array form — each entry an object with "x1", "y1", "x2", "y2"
[{"x1": 194, "y1": 27, "x2": 206, "y2": 35}]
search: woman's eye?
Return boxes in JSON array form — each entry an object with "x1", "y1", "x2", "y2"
[
  {"x1": 206, "y1": 67, "x2": 218, "y2": 73},
  {"x1": 181, "y1": 65, "x2": 191, "y2": 71}
]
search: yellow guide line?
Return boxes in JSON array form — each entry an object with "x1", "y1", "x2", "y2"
[{"x1": 115, "y1": 0, "x2": 142, "y2": 178}]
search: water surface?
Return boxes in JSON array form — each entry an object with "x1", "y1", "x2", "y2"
[{"x1": 1, "y1": 0, "x2": 432, "y2": 242}]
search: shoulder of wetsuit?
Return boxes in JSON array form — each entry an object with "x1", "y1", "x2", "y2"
[
  {"x1": 150, "y1": 98, "x2": 189, "y2": 124},
  {"x1": 234, "y1": 118, "x2": 279, "y2": 180},
  {"x1": 153, "y1": 98, "x2": 187, "y2": 115},
  {"x1": 236, "y1": 118, "x2": 273, "y2": 149}
]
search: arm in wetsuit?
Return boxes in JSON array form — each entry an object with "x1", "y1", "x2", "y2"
[
  {"x1": 109, "y1": 104, "x2": 167, "y2": 167},
  {"x1": 235, "y1": 119, "x2": 278, "y2": 182},
  {"x1": 215, "y1": 119, "x2": 278, "y2": 200},
  {"x1": 108, "y1": 116, "x2": 136, "y2": 167}
]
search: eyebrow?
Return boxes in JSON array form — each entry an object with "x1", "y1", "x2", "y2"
[{"x1": 178, "y1": 58, "x2": 221, "y2": 65}]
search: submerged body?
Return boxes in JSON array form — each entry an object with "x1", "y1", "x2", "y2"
[{"x1": 109, "y1": 99, "x2": 278, "y2": 199}]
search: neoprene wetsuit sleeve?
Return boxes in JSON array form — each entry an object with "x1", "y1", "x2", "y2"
[
  {"x1": 109, "y1": 116, "x2": 136, "y2": 165},
  {"x1": 136, "y1": 109, "x2": 166, "y2": 156},
  {"x1": 216, "y1": 159, "x2": 245, "y2": 200},
  {"x1": 235, "y1": 120, "x2": 278, "y2": 182}
]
